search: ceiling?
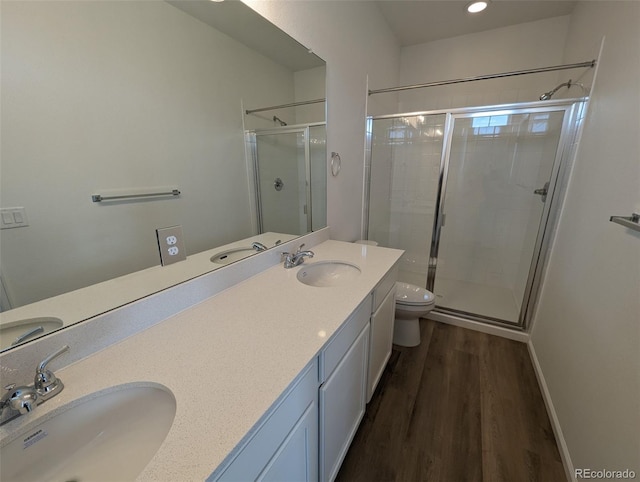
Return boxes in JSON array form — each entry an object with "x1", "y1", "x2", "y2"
[
  {"x1": 375, "y1": 0, "x2": 577, "y2": 46},
  {"x1": 168, "y1": 0, "x2": 325, "y2": 71}
]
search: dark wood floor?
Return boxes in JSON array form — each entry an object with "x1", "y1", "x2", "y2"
[{"x1": 336, "y1": 320, "x2": 566, "y2": 482}]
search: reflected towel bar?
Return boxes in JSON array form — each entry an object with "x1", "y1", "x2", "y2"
[
  {"x1": 92, "y1": 189, "x2": 181, "y2": 203},
  {"x1": 610, "y1": 213, "x2": 640, "y2": 232}
]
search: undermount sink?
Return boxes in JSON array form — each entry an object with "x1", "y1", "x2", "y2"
[
  {"x1": 0, "y1": 317, "x2": 64, "y2": 350},
  {"x1": 0, "y1": 384, "x2": 176, "y2": 482},
  {"x1": 296, "y1": 261, "x2": 361, "y2": 287},
  {"x1": 210, "y1": 246, "x2": 255, "y2": 265}
]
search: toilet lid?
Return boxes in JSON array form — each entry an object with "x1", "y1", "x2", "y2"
[{"x1": 395, "y1": 281, "x2": 435, "y2": 306}]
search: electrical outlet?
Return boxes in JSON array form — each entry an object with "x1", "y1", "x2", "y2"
[
  {"x1": 0, "y1": 207, "x2": 29, "y2": 230},
  {"x1": 156, "y1": 225, "x2": 187, "y2": 266}
]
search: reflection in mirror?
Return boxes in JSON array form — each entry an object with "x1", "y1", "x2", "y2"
[
  {"x1": 0, "y1": 0, "x2": 326, "y2": 351},
  {"x1": 249, "y1": 124, "x2": 327, "y2": 235}
]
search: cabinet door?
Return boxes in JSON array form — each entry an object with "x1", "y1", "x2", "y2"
[
  {"x1": 367, "y1": 284, "x2": 396, "y2": 402},
  {"x1": 211, "y1": 360, "x2": 318, "y2": 482},
  {"x1": 319, "y1": 324, "x2": 369, "y2": 482},
  {"x1": 257, "y1": 400, "x2": 318, "y2": 482}
]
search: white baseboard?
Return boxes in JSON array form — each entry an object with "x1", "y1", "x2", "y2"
[
  {"x1": 427, "y1": 311, "x2": 530, "y2": 343},
  {"x1": 527, "y1": 340, "x2": 575, "y2": 482}
]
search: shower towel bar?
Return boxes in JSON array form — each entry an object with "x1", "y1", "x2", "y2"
[
  {"x1": 609, "y1": 213, "x2": 640, "y2": 232},
  {"x1": 91, "y1": 189, "x2": 181, "y2": 203}
]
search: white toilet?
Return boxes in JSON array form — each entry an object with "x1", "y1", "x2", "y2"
[{"x1": 393, "y1": 281, "x2": 436, "y2": 347}]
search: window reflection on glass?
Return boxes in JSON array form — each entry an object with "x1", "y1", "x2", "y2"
[
  {"x1": 386, "y1": 116, "x2": 444, "y2": 144},
  {"x1": 471, "y1": 114, "x2": 509, "y2": 136},
  {"x1": 529, "y1": 113, "x2": 551, "y2": 134}
]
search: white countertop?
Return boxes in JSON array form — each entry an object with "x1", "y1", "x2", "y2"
[
  {"x1": 0, "y1": 240, "x2": 403, "y2": 481},
  {"x1": 0, "y1": 232, "x2": 296, "y2": 337}
]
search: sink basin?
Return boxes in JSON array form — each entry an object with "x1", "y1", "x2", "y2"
[
  {"x1": 296, "y1": 261, "x2": 361, "y2": 287},
  {"x1": 0, "y1": 317, "x2": 64, "y2": 350},
  {"x1": 0, "y1": 384, "x2": 176, "y2": 482},
  {"x1": 210, "y1": 246, "x2": 255, "y2": 265}
]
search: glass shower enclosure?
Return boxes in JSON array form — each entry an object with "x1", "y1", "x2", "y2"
[
  {"x1": 365, "y1": 100, "x2": 584, "y2": 328},
  {"x1": 247, "y1": 123, "x2": 326, "y2": 236}
]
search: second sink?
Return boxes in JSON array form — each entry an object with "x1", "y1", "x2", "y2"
[
  {"x1": 296, "y1": 261, "x2": 361, "y2": 287},
  {"x1": 0, "y1": 317, "x2": 64, "y2": 350},
  {"x1": 1, "y1": 383, "x2": 176, "y2": 482},
  {"x1": 210, "y1": 246, "x2": 255, "y2": 265}
]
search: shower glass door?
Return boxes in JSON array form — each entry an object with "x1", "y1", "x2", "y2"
[
  {"x1": 432, "y1": 107, "x2": 567, "y2": 324},
  {"x1": 309, "y1": 125, "x2": 327, "y2": 231},
  {"x1": 366, "y1": 114, "x2": 447, "y2": 287},
  {"x1": 254, "y1": 128, "x2": 310, "y2": 235}
]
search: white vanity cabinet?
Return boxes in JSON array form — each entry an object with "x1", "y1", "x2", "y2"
[
  {"x1": 367, "y1": 264, "x2": 398, "y2": 402},
  {"x1": 209, "y1": 358, "x2": 319, "y2": 482},
  {"x1": 208, "y1": 258, "x2": 400, "y2": 482},
  {"x1": 318, "y1": 298, "x2": 371, "y2": 482}
]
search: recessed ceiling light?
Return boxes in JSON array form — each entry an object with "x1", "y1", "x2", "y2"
[{"x1": 467, "y1": 1, "x2": 488, "y2": 13}]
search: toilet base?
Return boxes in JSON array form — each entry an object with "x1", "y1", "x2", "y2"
[{"x1": 393, "y1": 317, "x2": 421, "y2": 347}]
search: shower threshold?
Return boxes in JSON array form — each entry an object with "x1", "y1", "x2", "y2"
[{"x1": 433, "y1": 277, "x2": 521, "y2": 327}]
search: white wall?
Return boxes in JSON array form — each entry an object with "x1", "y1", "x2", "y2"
[
  {"x1": 294, "y1": 65, "x2": 327, "y2": 125},
  {"x1": 242, "y1": 0, "x2": 401, "y2": 242},
  {"x1": 384, "y1": 16, "x2": 572, "y2": 115},
  {"x1": 0, "y1": 1, "x2": 298, "y2": 306},
  {"x1": 530, "y1": 1, "x2": 640, "y2": 477}
]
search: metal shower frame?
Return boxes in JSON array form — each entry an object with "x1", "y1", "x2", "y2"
[{"x1": 363, "y1": 98, "x2": 587, "y2": 330}]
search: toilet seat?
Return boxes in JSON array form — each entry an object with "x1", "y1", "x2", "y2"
[{"x1": 395, "y1": 282, "x2": 435, "y2": 307}]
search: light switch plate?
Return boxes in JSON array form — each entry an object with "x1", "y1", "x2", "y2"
[
  {"x1": 0, "y1": 207, "x2": 29, "y2": 229},
  {"x1": 156, "y1": 225, "x2": 187, "y2": 266}
]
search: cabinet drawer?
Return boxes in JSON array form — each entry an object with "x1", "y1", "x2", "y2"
[
  {"x1": 372, "y1": 263, "x2": 398, "y2": 311},
  {"x1": 319, "y1": 296, "x2": 371, "y2": 384}
]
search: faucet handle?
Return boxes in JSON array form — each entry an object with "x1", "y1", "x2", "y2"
[
  {"x1": 2, "y1": 384, "x2": 38, "y2": 415},
  {"x1": 37, "y1": 345, "x2": 70, "y2": 374},
  {"x1": 35, "y1": 345, "x2": 69, "y2": 396}
]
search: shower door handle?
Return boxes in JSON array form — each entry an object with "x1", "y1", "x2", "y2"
[{"x1": 534, "y1": 182, "x2": 550, "y2": 202}]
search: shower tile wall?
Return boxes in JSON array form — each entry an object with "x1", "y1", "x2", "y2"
[
  {"x1": 368, "y1": 110, "x2": 564, "y2": 323},
  {"x1": 511, "y1": 113, "x2": 565, "y2": 305},
  {"x1": 367, "y1": 121, "x2": 394, "y2": 247},
  {"x1": 368, "y1": 115, "x2": 445, "y2": 286},
  {"x1": 437, "y1": 112, "x2": 562, "y2": 315}
]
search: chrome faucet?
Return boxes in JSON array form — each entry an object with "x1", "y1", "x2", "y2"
[
  {"x1": 251, "y1": 241, "x2": 268, "y2": 252},
  {"x1": 0, "y1": 385, "x2": 38, "y2": 416},
  {"x1": 1, "y1": 345, "x2": 69, "y2": 424},
  {"x1": 282, "y1": 244, "x2": 314, "y2": 268},
  {"x1": 34, "y1": 345, "x2": 69, "y2": 401}
]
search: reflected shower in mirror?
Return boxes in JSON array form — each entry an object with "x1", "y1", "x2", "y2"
[{"x1": 0, "y1": 0, "x2": 326, "y2": 351}]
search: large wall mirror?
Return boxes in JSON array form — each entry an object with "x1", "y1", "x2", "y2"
[{"x1": 0, "y1": 0, "x2": 326, "y2": 352}]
